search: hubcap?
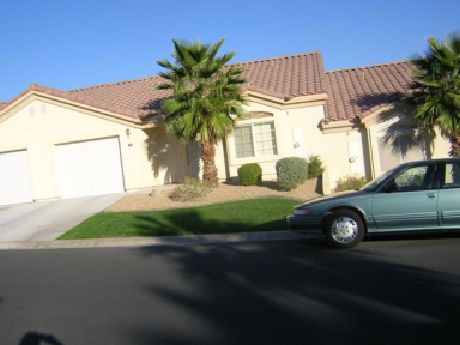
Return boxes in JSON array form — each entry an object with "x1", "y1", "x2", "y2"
[{"x1": 331, "y1": 217, "x2": 358, "y2": 244}]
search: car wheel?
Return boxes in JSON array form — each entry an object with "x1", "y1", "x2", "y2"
[{"x1": 324, "y1": 210, "x2": 364, "y2": 248}]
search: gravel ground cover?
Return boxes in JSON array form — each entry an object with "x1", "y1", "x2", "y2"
[{"x1": 106, "y1": 178, "x2": 321, "y2": 212}]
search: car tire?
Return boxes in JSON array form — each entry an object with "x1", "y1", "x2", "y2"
[{"x1": 324, "y1": 210, "x2": 365, "y2": 248}]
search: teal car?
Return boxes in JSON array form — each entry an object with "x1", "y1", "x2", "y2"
[{"x1": 287, "y1": 158, "x2": 460, "y2": 248}]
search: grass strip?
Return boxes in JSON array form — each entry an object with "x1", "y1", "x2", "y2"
[{"x1": 58, "y1": 198, "x2": 301, "y2": 240}]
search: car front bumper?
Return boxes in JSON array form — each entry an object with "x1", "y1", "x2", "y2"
[{"x1": 286, "y1": 214, "x2": 323, "y2": 231}]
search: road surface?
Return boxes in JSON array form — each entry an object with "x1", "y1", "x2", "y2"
[{"x1": 1, "y1": 236, "x2": 459, "y2": 344}]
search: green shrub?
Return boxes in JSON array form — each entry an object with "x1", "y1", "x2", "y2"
[
  {"x1": 276, "y1": 157, "x2": 309, "y2": 191},
  {"x1": 169, "y1": 177, "x2": 212, "y2": 201},
  {"x1": 237, "y1": 163, "x2": 262, "y2": 186},
  {"x1": 308, "y1": 155, "x2": 325, "y2": 178},
  {"x1": 335, "y1": 176, "x2": 367, "y2": 192}
]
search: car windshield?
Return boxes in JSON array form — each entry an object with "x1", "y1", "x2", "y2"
[{"x1": 360, "y1": 168, "x2": 398, "y2": 191}]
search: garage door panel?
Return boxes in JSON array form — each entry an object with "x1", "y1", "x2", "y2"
[
  {"x1": 0, "y1": 150, "x2": 33, "y2": 206},
  {"x1": 56, "y1": 137, "x2": 124, "y2": 199}
]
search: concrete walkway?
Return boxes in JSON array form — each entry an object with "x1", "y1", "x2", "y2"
[
  {"x1": 0, "y1": 194, "x2": 124, "y2": 242},
  {"x1": 0, "y1": 229, "x2": 320, "y2": 250}
]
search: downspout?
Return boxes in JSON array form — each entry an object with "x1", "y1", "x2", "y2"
[
  {"x1": 367, "y1": 128, "x2": 376, "y2": 179},
  {"x1": 222, "y1": 136, "x2": 231, "y2": 181}
]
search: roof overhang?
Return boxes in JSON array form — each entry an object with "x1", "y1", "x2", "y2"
[
  {"x1": 0, "y1": 90, "x2": 156, "y2": 129},
  {"x1": 356, "y1": 105, "x2": 396, "y2": 128},
  {"x1": 245, "y1": 91, "x2": 327, "y2": 109},
  {"x1": 320, "y1": 119, "x2": 357, "y2": 133}
]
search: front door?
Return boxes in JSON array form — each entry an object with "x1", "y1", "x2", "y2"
[{"x1": 371, "y1": 163, "x2": 439, "y2": 230}]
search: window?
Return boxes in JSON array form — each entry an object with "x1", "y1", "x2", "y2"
[
  {"x1": 234, "y1": 122, "x2": 278, "y2": 159},
  {"x1": 443, "y1": 162, "x2": 460, "y2": 188},
  {"x1": 389, "y1": 164, "x2": 435, "y2": 192},
  {"x1": 234, "y1": 125, "x2": 254, "y2": 158}
]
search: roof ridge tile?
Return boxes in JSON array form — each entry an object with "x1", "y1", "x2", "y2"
[
  {"x1": 68, "y1": 75, "x2": 163, "y2": 93},
  {"x1": 233, "y1": 51, "x2": 322, "y2": 66},
  {"x1": 326, "y1": 60, "x2": 412, "y2": 74}
]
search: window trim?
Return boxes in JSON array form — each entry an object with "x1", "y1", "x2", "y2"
[{"x1": 230, "y1": 119, "x2": 279, "y2": 164}]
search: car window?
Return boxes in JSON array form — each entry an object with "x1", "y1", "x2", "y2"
[
  {"x1": 384, "y1": 164, "x2": 435, "y2": 192},
  {"x1": 361, "y1": 168, "x2": 398, "y2": 191},
  {"x1": 442, "y1": 162, "x2": 460, "y2": 188}
]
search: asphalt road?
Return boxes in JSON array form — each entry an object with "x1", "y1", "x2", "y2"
[{"x1": 1, "y1": 237, "x2": 460, "y2": 345}]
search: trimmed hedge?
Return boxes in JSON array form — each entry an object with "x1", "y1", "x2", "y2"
[
  {"x1": 276, "y1": 157, "x2": 309, "y2": 190},
  {"x1": 237, "y1": 163, "x2": 262, "y2": 186}
]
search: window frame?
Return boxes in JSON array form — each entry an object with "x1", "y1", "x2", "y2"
[
  {"x1": 378, "y1": 163, "x2": 438, "y2": 193},
  {"x1": 440, "y1": 161, "x2": 460, "y2": 189},
  {"x1": 232, "y1": 120, "x2": 279, "y2": 161}
]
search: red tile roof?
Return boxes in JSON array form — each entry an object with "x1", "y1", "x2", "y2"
[
  {"x1": 0, "y1": 52, "x2": 326, "y2": 122},
  {"x1": 325, "y1": 61, "x2": 414, "y2": 122},
  {"x1": 66, "y1": 76, "x2": 171, "y2": 120},
  {"x1": 236, "y1": 51, "x2": 327, "y2": 98},
  {"x1": 0, "y1": 52, "x2": 415, "y2": 124}
]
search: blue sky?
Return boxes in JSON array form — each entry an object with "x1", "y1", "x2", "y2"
[{"x1": 1, "y1": 0, "x2": 459, "y2": 101}]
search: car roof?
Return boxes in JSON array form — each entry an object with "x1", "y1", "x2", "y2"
[{"x1": 400, "y1": 158, "x2": 460, "y2": 167}]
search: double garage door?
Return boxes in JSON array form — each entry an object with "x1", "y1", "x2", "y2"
[{"x1": 0, "y1": 137, "x2": 124, "y2": 206}]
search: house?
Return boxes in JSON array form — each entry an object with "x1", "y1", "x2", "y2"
[{"x1": 0, "y1": 51, "x2": 450, "y2": 206}]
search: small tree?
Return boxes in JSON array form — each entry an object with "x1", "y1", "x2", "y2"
[
  {"x1": 405, "y1": 32, "x2": 460, "y2": 156},
  {"x1": 307, "y1": 155, "x2": 325, "y2": 178},
  {"x1": 157, "y1": 39, "x2": 246, "y2": 186}
]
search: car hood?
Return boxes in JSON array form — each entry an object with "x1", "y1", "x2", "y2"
[{"x1": 301, "y1": 190, "x2": 369, "y2": 207}]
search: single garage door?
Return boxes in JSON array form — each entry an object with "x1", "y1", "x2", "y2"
[
  {"x1": 0, "y1": 150, "x2": 33, "y2": 206},
  {"x1": 56, "y1": 137, "x2": 124, "y2": 199}
]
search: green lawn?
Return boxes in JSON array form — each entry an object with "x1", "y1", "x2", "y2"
[{"x1": 58, "y1": 198, "x2": 301, "y2": 240}]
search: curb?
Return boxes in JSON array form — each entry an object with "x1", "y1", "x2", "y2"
[{"x1": 0, "y1": 230, "x2": 322, "y2": 251}]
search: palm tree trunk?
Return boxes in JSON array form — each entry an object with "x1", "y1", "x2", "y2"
[{"x1": 201, "y1": 142, "x2": 218, "y2": 187}]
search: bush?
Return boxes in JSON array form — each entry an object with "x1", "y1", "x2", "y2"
[
  {"x1": 169, "y1": 177, "x2": 212, "y2": 201},
  {"x1": 335, "y1": 176, "x2": 367, "y2": 193},
  {"x1": 237, "y1": 163, "x2": 262, "y2": 186},
  {"x1": 308, "y1": 155, "x2": 325, "y2": 178},
  {"x1": 276, "y1": 157, "x2": 309, "y2": 191}
]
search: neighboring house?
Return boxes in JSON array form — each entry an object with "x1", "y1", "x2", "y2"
[{"x1": 0, "y1": 51, "x2": 450, "y2": 205}]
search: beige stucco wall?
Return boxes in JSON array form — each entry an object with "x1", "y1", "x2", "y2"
[
  {"x1": 4, "y1": 95, "x2": 449, "y2": 202},
  {"x1": 321, "y1": 129, "x2": 366, "y2": 193},
  {"x1": 222, "y1": 102, "x2": 324, "y2": 179},
  {"x1": 0, "y1": 97, "x2": 161, "y2": 200},
  {"x1": 431, "y1": 127, "x2": 451, "y2": 158},
  {"x1": 143, "y1": 127, "x2": 188, "y2": 184},
  {"x1": 366, "y1": 108, "x2": 451, "y2": 178},
  {"x1": 216, "y1": 100, "x2": 367, "y2": 194}
]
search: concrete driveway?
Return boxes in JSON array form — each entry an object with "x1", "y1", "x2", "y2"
[{"x1": 0, "y1": 194, "x2": 124, "y2": 242}]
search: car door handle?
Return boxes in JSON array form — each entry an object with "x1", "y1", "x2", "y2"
[{"x1": 427, "y1": 193, "x2": 436, "y2": 199}]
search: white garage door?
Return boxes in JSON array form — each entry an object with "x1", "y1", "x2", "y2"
[
  {"x1": 56, "y1": 137, "x2": 124, "y2": 199},
  {"x1": 0, "y1": 150, "x2": 33, "y2": 206}
]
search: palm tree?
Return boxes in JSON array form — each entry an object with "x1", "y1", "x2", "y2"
[
  {"x1": 157, "y1": 39, "x2": 246, "y2": 186},
  {"x1": 406, "y1": 32, "x2": 460, "y2": 156}
]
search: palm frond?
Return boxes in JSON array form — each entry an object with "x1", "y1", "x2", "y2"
[{"x1": 406, "y1": 32, "x2": 460, "y2": 155}]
